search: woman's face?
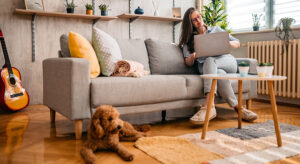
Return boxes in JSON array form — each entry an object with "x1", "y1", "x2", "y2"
[{"x1": 190, "y1": 11, "x2": 204, "y2": 28}]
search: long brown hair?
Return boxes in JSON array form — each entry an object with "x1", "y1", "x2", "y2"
[{"x1": 179, "y1": 7, "x2": 200, "y2": 53}]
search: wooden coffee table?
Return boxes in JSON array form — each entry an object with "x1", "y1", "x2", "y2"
[{"x1": 200, "y1": 73, "x2": 287, "y2": 147}]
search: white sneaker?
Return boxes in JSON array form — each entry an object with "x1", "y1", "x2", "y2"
[{"x1": 190, "y1": 106, "x2": 217, "y2": 125}]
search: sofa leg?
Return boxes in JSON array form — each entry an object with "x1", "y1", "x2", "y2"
[
  {"x1": 75, "y1": 120, "x2": 83, "y2": 140},
  {"x1": 50, "y1": 109, "x2": 56, "y2": 123},
  {"x1": 162, "y1": 110, "x2": 166, "y2": 122},
  {"x1": 246, "y1": 99, "x2": 252, "y2": 110}
]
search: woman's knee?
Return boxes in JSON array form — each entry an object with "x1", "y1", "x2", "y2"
[
  {"x1": 204, "y1": 57, "x2": 215, "y2": 65},
  {"x1": 217, "y1": 69, "x2": 226, "y2": 74}
]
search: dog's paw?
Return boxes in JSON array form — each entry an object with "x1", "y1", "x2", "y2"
[
  {"x1": 141, "y1": 132, "x2": 149, "y2": 137},
  {"x1": 136, "y1": 132, "x2": 148, "y2": 138},
  {"x1": 133, "y1": 124, "x2": 151, "y2": 132},
  {"x1": 124, "y1": 154, "x2": 134, "y2": 161}
]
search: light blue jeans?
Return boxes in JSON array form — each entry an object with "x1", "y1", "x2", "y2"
[{"x1": 198, "y1": 54, "x2": 238, "y2": 107}]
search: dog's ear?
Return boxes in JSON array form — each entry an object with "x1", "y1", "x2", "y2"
[{"x1": 92, "y1": 118, "x2": 104, "y2": 139}]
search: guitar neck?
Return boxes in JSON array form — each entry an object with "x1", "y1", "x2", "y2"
[{"x1": 0, "y1": 37, "x2": 13, "y2": 75}]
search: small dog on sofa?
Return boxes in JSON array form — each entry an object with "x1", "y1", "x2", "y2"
[{"x1": 80, "y1": 105, "x2": 148, "y2": 164}]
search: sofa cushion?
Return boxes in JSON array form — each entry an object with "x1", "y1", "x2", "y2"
[
  {"x1": 68, "y1": 31, "x2": 100, "y2": 78},
  {"x1": 117, "y1": 39, "x2": 150, "y2": 71},
  {"x1": 145, "y1": 39, "x2": 197, "y2": 74},
  {"x1": 60, "y1": 33, "x2": 92, "y2": 58},
  {"x1": 178, "y1": 75, "x2": 204, "y2": 99},
  {"x1": 60, "y1": 34, "x2": 71, "y2": 57},
  {"x1": 92, "y1": 27, "x2": 122, "y2": 76},
  {"x1": 91, "y1": 75, "x2": 187, "y2": 107},
  {"x1": 177, "y1": 75, "x2": 250, "y2": 99}
]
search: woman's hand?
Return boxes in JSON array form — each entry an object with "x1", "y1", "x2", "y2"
[
  {"x1": 229, "y1": 41, "x2": 240, "y2": 49},
  {"x1": 185, "y1": 53, "x2": 196, "y2": 66}
]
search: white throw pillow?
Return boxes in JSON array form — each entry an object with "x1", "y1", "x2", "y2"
[{"x1": 92, "y1": 27, "x2": 122, "y2": 76}]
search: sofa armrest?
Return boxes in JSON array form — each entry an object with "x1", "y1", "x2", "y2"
[
  {"x1": 236, "y1": 58, "x2": 258, "y2": 74},
  {"x1": 43, "y1": 58, "x2": 91, "y2": 120}
]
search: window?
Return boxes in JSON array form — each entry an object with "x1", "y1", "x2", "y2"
[
  {"x1": 226, "y1": 0, "x2": 266, "y2": 31},
  {"x1": 273, "y1": 0, "x2": 300, "y2": 27},
  {"x1": 226, "y1": 0, "x2": 300, "y2": 32}
]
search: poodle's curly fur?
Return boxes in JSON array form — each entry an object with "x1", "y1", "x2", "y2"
[{"x1": 80, "y1": 105, "x2": 147, "y2": 164}]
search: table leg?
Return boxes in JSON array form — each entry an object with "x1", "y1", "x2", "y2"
[
  {"x1": 201, "y1": 79, "x2": 217, "y2": 139},
  {"x1": 267, "y1": 81, "x2": 282, "y2": 147},
  {"x1": 238, "y1": 80, "x2": 243, "y2": 129}
]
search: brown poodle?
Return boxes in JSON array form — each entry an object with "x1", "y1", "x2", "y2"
[{"x1": 80, "y1": 105, "x2": 147, "y2": 164}]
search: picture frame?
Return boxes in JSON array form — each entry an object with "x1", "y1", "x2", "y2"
[
  {"x1": 24, "y1": 0, "x2": 45, "y2": 11},
  {"x1": 172, "y1": 7, "x2": 181, "y2": 18}
]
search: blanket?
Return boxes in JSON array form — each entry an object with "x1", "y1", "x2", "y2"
[{"x1": 112, "y1": 60, "x2": 149, "y2": 77}]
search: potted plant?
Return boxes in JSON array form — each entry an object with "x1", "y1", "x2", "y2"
[
  {"x1": 238, "y1": 61, "x2": 249, "y2": 77},
  {"x1": 252, "y1": 13, "x2": 262, "y2": 31},
  {"x1": 85, "y1": 3, "x2": 93, "y2": 15},
  {"x1": 257, "y1": 62, "x2": 266, "y2": 77},
  {"x1": 265, "y1": 62, "x2": 274, "y2": 77},
  {"x1": 99, "y1": 4, "x2": 109, "y2": 16},
  {"x1": 275, "y1": 17, "x2": 296, "y2": 55},
  {"x1": 203, "y1": 0, "x2": 231, "y2": 32},
  {"x1": 65, "y1": 0, "x2": 76, "y2": 13}
]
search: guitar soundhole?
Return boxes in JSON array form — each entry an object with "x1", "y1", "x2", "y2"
[{"x1": 9, "y1": 77, "x2": 16, "y2": 85}]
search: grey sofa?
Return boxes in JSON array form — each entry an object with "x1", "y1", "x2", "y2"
[{"x1": 43, "y1": 38, "x2": 258, "y2": 139}]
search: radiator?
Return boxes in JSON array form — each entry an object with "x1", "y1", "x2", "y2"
[{"x1": 247, "y1": 39, "x2": 300, "y2": 98}]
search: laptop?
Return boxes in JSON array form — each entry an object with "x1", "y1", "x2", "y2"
[{"x1": 194, "y1": 32, "x2": 230, "y2": 58}]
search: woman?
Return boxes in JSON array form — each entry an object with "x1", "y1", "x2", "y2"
[{"x1": 179, "y1": 7, "x2": 258, "y2": 124}]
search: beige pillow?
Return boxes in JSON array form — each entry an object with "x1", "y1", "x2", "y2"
[{"x1": 92, "y1": 27, "x2": 122, "y2": 76}]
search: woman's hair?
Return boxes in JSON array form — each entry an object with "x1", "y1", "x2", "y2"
[{"x1": 179, "y1": 7, "x2": 197, "y2": 53}]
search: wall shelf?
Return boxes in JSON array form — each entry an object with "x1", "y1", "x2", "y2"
[
  {"x1": 14, "y1": 9, "x2": 118, "y2": 21},
  {"x1": 118, "y1": 13, "x2": 182, "y2": 24},
  {"x1": 14, "y1": 9, "x2": 118, "y2": 62},
  {"x1": 118, "y1": 13, "x2": 182, "y2": 41},
  {"x1": 14, "y1": 9, "x2": 118, "y2": 26}
]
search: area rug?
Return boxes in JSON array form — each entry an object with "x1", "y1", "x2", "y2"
[
  {"x1": 135, "y1": 120, "x2": 300, "y2": 164},
  {"x1": 134, "y1": 136, "x2": 223, "y2": 164},
  {"x1": 180, "y1": 120, "x2": 300, "y2": 164}
]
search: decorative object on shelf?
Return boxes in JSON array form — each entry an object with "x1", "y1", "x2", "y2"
[
  {"x1": 85, "y1": 3, "x2": 93, "y2": 15},
  {"x1": 275, "y1": 17, "x2": 296, "y2": 55},
  {"x1": 252, "y1": 13, "x2": 262, "y2": 31},
  {"x1": 24, "y1": 0, "x2": 45, "y2": 11},
  {"x1": 152, "y1": 0, "x2": 160, "y2": 16},
  {"x1": 203, "y1": 0, "x2": 231, "y2": 33},
  {"x1": 172, "y1": 7, "x2": 181, "y2": 18},
  {"x1": 65, "y1": 0, "x2": 76, "y2": 13},
  {"x1": 134, "y1": 6, "x2": 144, "y2": 15},
  {"x1": 238, "y1": 61, "x2": 249, "y2": 77},
  {"x1": 257, "y1": 62, "x2": 266, "y2": 77},
  {"x1": 99, "y1": 4, "x2": 109, "y2": 16}
]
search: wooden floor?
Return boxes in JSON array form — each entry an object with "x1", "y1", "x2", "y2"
[{"x1": 0, "y1": 101, "x2": 299, "y2": 164}]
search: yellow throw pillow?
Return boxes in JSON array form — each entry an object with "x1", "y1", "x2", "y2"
[{"x1": 69, "y1": 31, "x2": 100, "y2": 78}]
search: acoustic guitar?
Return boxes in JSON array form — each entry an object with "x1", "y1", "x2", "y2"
[{"x1": 0, "y1": 28, "x2": 29, "y2": 112}]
